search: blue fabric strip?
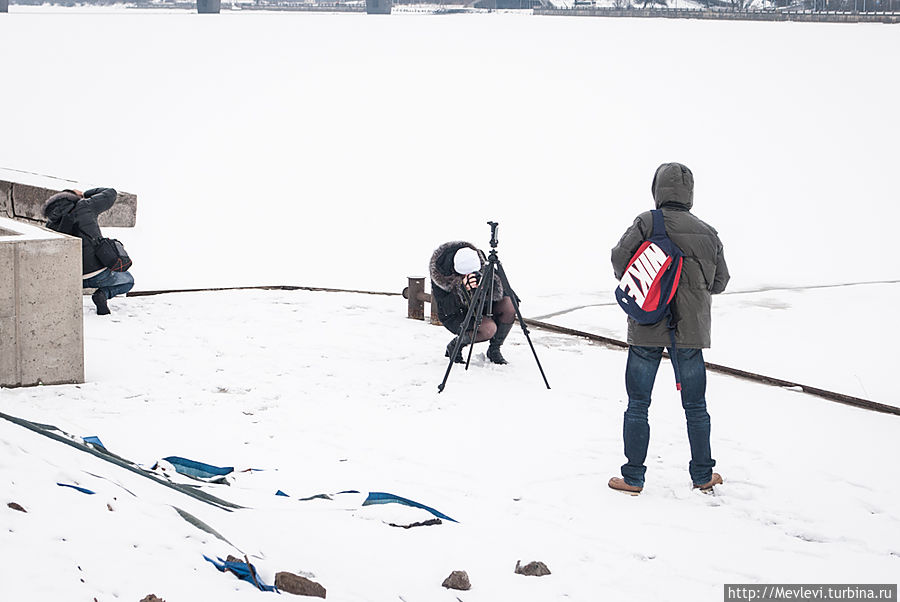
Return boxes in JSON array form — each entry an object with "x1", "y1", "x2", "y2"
[
  {"x1": 57, "y1": 483, "x2": 95, "y2": 495},
  {"x1": 362, "y1": 491, "x2": 457, "y2": 523},
  {"x1": 202, "y1": 555, "x2": 277, "y2": 592},
  {"x1": 82, "y1": 436, "x2": 106, "y2": 450},
  {"x1": 163, "y1": 456, "x2": 234, "y2": 479}
]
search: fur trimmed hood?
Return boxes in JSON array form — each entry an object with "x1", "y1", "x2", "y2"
[
  {"x1": 430, "y1": 240, "x2": 503, "y2": 302},
  {"x1": 42, "y1": 191, "x2": 79, "y2": 224},
  {"x1": 430, "y1": 241, "x2": 483, "y2": 292}
]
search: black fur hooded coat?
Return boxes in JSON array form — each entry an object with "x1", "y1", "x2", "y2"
[{"x1": 430, "y1": 240, "x2": 504, "y2": 333}]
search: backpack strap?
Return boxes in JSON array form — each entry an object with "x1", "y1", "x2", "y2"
[
  {"x1": 668, "y1": 314, "x2": 682, "y2": 391},
  {"x1": 650, "y1": 209, "x2": 666, "y2": 238},
  {"x1": 653, "y1": 209, "x2": 682, "y2": 390}
]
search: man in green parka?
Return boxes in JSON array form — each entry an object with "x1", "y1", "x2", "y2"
[{"x1": 609, "y1": 162, "x2": 730, "y2": 495}]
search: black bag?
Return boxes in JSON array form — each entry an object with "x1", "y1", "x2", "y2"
[{"x1": 94, "y1": 237, "x2": 132, "y2": 272}]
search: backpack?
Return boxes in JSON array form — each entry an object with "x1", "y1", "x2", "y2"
[
  {"x1": 615, "y1": 209, "x2": 685, "y2": 389},
  {"x1": 615, "y1": 209, "x2": 683, "y2": 324}
]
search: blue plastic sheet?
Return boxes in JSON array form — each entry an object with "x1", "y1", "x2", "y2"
[
  {"x1": 162, "y1": 456, "x2": 234, "y2": 479},
  {"x1": 203, "y1": 555, "x2": 277, "y2": 592},
  {"x1": 362, "y1": 491, "x2": 457, "y2": 523},
  {"x1": 57, "y1": 483, "x2": 95, "y2": 495},
  {"x1": 82, "y1": 436, "x2": 106, "y2": 450}
]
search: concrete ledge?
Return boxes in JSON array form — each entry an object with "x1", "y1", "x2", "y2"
[
  {"x1": 0, "y1": 217, "x2": 84, "y2": 387},
  {"x1": 0, "y1": 168, "x2": 137, "y2": 228}
]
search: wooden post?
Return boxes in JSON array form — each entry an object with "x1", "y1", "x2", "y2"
[
  {"x1": 406, "y1": 277, "x2": 425, "y2": 320},
  {"x1": 403, "y1": 277, "x2": 441, "y2": 325}
]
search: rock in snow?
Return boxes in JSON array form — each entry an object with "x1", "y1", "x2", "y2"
[
  {"x1": 442, "y1": 570, "x2": 472, "y2": 590},
  {"x1": 515, "y1": 560, "x2": 551, "y2": 576}
]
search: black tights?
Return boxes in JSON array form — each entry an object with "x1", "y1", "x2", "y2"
[{"x1": 471, "y1": 296, "x2": 515, "y2": 342}]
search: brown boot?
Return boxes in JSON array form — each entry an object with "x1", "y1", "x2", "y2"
[
  {"x1": 608, "y1": 477, "x2": 642, "y2": 496},
  {"x1": 693, "y1": 472, "x2": 723, "y2": 493}
]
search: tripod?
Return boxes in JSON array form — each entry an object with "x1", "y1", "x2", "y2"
[{"x1": 437, "y1": 221, "x2": 551, "y2": 393}]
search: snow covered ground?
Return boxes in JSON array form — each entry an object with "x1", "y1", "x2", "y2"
[
  {"x1": 2, "y1": 290, "x2": 899, "y2": 601},
  {"x1": 1, "y1": 7, "x2": 899, "y2": 601}
]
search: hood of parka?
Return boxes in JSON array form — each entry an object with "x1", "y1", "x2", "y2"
[
  {"x1": 42, "y1": 191, "x2": 79, "y2": 223},
  {"x1": 651, "y1": 162, "x2": 694, "y2": 210}
]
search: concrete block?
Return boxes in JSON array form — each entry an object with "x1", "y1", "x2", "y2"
[
  {"x1": 0, "y1": 217, "x2": 84, "y2": 387},
  {"x1": 0, "y1": 180, "x2": 10, "y2": 218},
  {"x1": 0, "y1": 168, "x2": 137, "y2": 228}
]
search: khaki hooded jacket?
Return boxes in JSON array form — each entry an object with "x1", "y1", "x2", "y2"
[{"x1": 611, "y1": 163, "x2": 730, "y2": 349}]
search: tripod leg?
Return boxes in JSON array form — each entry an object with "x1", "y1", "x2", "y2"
[
  {"x1": 437, "y1": 274, "x2": 491, "y2": 393},
  {"x1": 495, "y1": 260, "x2": 551, "y2": 389},
  {"x1": 464, "y1": 263, "x2": 494, "y2": 370}
]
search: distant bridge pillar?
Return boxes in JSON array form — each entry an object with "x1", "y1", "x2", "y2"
[
  {"x1": 366, "y1": 0, "x2": 392, "y2": 14},
  {"x1": 198, "y1": 0, "x2": 221, "y2": 13}
]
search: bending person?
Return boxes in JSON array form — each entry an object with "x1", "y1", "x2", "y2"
[
  {"x1": 430, "y1": 241, "x2": 515, "y2": 365},
  {"x1": 43, "y1": 188, "x2": 134, "y2": 315}
]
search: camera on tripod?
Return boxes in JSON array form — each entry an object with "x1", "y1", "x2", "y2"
[{"x1": 437, "y1": 220, "x2": 550, "y2": 393}]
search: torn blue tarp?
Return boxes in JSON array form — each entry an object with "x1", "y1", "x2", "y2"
[
  {"x1": 162, "y1": 456, "x2": 234, "y2": 480},
  {"x1": 82, "y1": 436, "x2": 106, "y2": 450},
  {"x1": 57, "y1": 483, "x2": 95, "y2": 495},
  {"x1": 0, "y1": 411, "x2": 241, "y2": 511},
  {"x1": 203, "y1": 555, "x2": 277, "y2": 592},
  {"x1": 362, "y1": 492, "x2": 457, "y2": 523}
]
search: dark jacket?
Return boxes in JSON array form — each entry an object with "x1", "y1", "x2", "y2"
[
  {"x1": 611, "y1": 163, "x2": 729, "y2": 348},
  {"x1": 430, "y1": 240, "x2": 504, "y2": 333},
  {"x1": 43, "y1": 188, "x2": 118, "y2": 275}
]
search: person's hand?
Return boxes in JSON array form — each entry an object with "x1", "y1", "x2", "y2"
[
  {"x1": 71, "y1": 189, "x2": 84, "y2": 198},
  {"x1": 463, "y1": 272, "x2": 480, "y2": 291}
]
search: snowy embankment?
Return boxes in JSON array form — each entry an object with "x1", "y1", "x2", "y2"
[{"x1": 2, "y1": 290, "x2": 898, "y2": 601}]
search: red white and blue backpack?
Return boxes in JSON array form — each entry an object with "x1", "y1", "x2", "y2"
[{"x1": 615, "y1": 209, "x2": 686, "y2": 389}]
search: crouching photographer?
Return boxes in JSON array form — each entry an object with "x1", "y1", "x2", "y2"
[
  {"x1": 43, "y1": 187, "x2": 134, "y2": 316},
  {"x1": 429, "y1": 241, "x2": 515, "y2": 364}
]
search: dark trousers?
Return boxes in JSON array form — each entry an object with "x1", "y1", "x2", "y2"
[
  {"x1": 443, "y1": 295, "x2": 515, "y2": 342},
  {"x1": 621, "y1": 345, "x2": 715, "y2": 487}
]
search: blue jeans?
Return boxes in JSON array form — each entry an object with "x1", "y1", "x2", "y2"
[
  {"x1": 621, "y1": 345, "x2": 715, "y2": 487},
  {"x1": 83, "y1": 269, "x2": 134, "y2": 300}
]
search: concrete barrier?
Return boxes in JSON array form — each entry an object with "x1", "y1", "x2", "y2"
[
  {"x1": 0, "y1": 217, "x2": 84, "y2": 388},
  {"x1": 0, "y1": 168, "x2": 137, "y2": 229}
]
